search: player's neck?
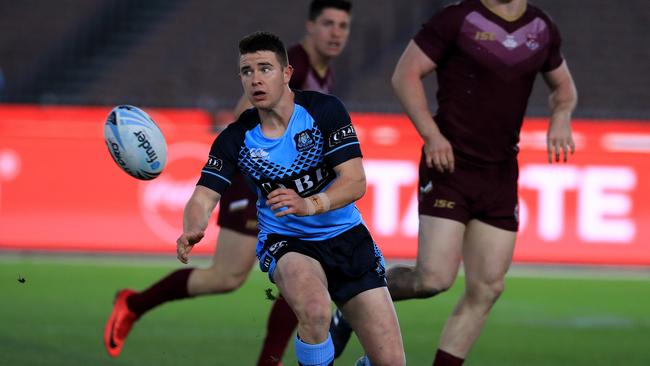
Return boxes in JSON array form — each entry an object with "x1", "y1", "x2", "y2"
[
  {"x1": 301, "y1": 39, "x2": 330, "y2": 78},
  {"x1": 481, "y1": 0, "x2": 527, "y2": 21},
  {"x1": 258, "y1": 88, "x2": 295, "y2": 138}
]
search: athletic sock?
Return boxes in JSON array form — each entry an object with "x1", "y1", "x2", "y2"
[
  {"x1": 294, "y1": 333, "x2": 334, "y2": 366},
  {"x1": 433, "y1": 349, "x2": 464, "y2": 366},
  {"x1": 126, "y1": 268, "x2": 194, "y2": 317},
  {"x1": 257, "y1": 296, "x2": 299, "y2": 365}
]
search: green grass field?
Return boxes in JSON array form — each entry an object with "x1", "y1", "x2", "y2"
[{"x1": 1, "y1": 254, "x2": 649, "y2": 365}]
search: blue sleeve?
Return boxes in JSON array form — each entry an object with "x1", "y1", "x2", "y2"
[
  {"x1": 315, "y1": 95, "x2": 362, "y2": 167},
  {"x1": 196, "y1": 126, "x2": 241, "y2": 194}
]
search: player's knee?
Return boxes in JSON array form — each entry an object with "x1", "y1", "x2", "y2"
[
  {"x1": 468, "y1": 279, "x2": 505, "y2": 305},
  {"x1": 416, "y1": 270, "x2": 455, "y2": 297},
  {"x1": 202, "y1": 267, "x2": 248, "y2": 293},
  {"x1": 294, "y1": 299, "x2": 331, "y2": 329}
]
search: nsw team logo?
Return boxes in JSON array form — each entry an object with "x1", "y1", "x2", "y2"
[{"x1": 294, "y1": 130, "x2": 316, "y2": 152}]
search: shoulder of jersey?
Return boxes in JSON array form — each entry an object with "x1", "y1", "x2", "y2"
[
  {"x1": 232, "y1": 108, "x2": 260, "y2": 130},
  {"x1": 294, "y1": 89, "x2": 336, "y2": 105}
]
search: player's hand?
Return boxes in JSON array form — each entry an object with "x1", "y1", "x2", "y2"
[
  {"x1": 176, "y1": 230, "x2": 204, "y2": 264},
  {"x1": 266, "y1": 188, "x2": 309, "y2": 217},
  {"x1": 547, "y1": 115, "x2": 575, "y2": 163},
  {"x1": 423, "y1": 133, "x2": 454, "y2": 173}
]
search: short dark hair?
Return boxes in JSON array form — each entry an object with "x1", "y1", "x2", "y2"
[
  {"x1": 308, "y1": 0, "x2": 352, "y2": 20},
  {"x1": 238, "y1": 31, "x2": 288, "y2": 67}
]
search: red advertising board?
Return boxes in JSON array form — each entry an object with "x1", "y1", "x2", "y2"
[{"x1": 1, "y1": 105, "x2": 649, "y2": 265}]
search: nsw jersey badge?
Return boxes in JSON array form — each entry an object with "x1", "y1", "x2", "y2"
[{"x1": 294, "y1": 130, "x2": 316, "y2": 152}]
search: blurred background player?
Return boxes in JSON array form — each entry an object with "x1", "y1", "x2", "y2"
[
  {"x1": 103, "y1": 1, "x2": 352, "y2": 365},
  {"x1": 177, "y1": 30, "x2": 404, "y2": 366},
  {"x1": 332, "y1": 0, "x2": 578, "y2": 364}
]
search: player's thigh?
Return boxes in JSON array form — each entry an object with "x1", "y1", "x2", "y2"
[
  {"x1": 462, "y1": 219, "x2": 516, "y2": 290},
  {"x1": 340, "y1": 287, "x2": 404, "y2": 365},
  {"x1": 416, "y1": 215, "x2": 465, "y2": 279},
  {"x1": 209, "y1": 228, "x2": 258, "y2": 279},
  {"x1": 273, "y1": 252, "x2": 330, "y2": 309}
]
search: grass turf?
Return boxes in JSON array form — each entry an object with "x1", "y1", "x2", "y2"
[{"x1": 1, "y1": 256, "x2": 649, "y2": 365}]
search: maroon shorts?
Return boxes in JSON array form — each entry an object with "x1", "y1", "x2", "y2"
[
  {"x1": 418, "y1": 150, "x2": 519, "y2": 232},
  {"x1": 217, "y1": 173, "x2": 259, "y2": 236}
]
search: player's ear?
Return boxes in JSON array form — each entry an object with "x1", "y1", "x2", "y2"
[
  {"x1": 306, "y1": 20, "x2": 315, "y2": 35},
  {"x1": 284, "y1": 64, "x2": 293, "y2": 84}
]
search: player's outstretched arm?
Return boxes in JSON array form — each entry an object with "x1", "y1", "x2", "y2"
[
  {"x1": 267, "y1": 157, "x2": 365, "y2": 217},
  {"x1": 392, "y1": 40, "x2": 454, "y2": 173},
  {"x1": 177, "y1": 185, "x2": 221, "y2": 263},
  {"x1": 543, "y1": 60, "x2": 578, "y2": 163}
]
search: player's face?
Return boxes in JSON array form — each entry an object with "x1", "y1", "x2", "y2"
[
  {"x1": 307, "y1": 8, "x2": 351, "y2": 59},
  {"x1": 239, "y1": 51, "x2": 293, "y2": 110}
]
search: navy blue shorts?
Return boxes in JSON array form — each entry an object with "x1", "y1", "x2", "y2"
[{"x1": 257, "y1": 224, "x2": 387, "y2": 304}]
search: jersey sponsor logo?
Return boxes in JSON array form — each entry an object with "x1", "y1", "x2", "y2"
[
  {"x1": 258, "y1": 166, "x2": 334, "y2": 198},
  {"x1": 433, "y1": 199, "x2": 456, "y2": 209},
  {"x1": 205, "y1": 155, "x2": 223, "y2": 171},
  {"x1": 133, "y1": 130, "x2": 160, "y2": 165},
  {"x1": 328, "y1": 124, "x2": 357, "y2": 148},
  {"x1": 474, "y1": 31, "x2": 496, "y2": 41},
  {"x1": 294, "y1": 130, "x2": 316, "y2": 152},
  {"x1": 268, "y1": 240, "x2": 287, "y2": 254},
  {"x1": 249, "y1": 148, "x2": 269, "y2": 161},
  {"x1": 502, "y1": 35, "x2": 518, "y2": 49}
]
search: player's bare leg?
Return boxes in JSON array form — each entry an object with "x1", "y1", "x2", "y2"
[
  {"x1": 437, "y1": 219, "x2": 516, "y2": 358},
  {"x1": 273, "y1": 252, "x2": 334, "y2": 365},
  {"x1": 339, "y1": 287, "x2": 406, "y2": 366},
  {"x1": 187, "y1": 228, "x2": 257, "y2": 295},
  {"x1": 387, "y1": 216, "x2": 464, "y2": 300},
  {"x1": 274, "y1": 253, "x2": 331, "y2": 342}
]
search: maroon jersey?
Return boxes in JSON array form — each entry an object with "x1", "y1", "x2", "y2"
[
  {"x1": 288, "y1": 44, "x2": 334, "y2": 93},
  {"x1": 414, "y1": 0, "x2": 563, "y2": 162}
]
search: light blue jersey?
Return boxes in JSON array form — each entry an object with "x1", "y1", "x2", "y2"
[{"x1": 198, "y1": 90, "x2": 363, "y2": 243}]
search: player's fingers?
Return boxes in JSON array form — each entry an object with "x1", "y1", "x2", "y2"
[
  {"x1": 562, "y1": 141, "x2": 569, "y2": 162},
  {"x1": 424, "y1": 150, "x2": 434, "y2": 168},
  {"x1": 432, "y1": 154, "x2": 444, "y2": 173},
  {"x1": 270, "y1": 201, "x2": 287, "y2": 211},
  {"x1": 569, "y1": 139, "x2": 576, "y2": 155},
  {"x1": 439, "y1": 154, "x2": 452, "y2": 173},
  {"x1": 267, "y1": 188, "x2": 288, "y2": 199},
  {"x1": 275, "y1": 206, "x2": 294, "y2": 217},
  {"x1": 177, "y1": 247, "x2": 187, "y2": 263},
  {"x1": 447, "y1": 150, "x2": 455, "y2": 173}
]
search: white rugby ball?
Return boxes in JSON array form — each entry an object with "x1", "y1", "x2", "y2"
[{"x1": 104, "y1": 105, "x2": 167, "y2": 180}]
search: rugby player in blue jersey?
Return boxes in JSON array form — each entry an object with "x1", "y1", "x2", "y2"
[
  {"x1": 175, "y1": 32, "x2": 405, "y2": 366},
  {"x1": 104, "y1": 2, "x2": 354, "y2": 364}
]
